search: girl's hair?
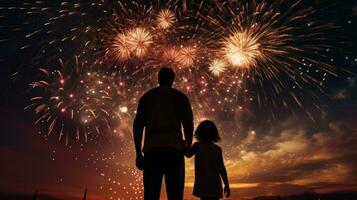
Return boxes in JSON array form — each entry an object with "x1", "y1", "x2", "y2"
[{"x1": 195, "y1": 120, "x2": 221, "y2": 143}]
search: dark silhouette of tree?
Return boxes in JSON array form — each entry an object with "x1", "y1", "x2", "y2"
[
  {"x1": 32, "y1": 190, "x2": 38, "y2": 200},
  {"x1": 83, "y1": 188, "x2": 87, "y2": 200}
]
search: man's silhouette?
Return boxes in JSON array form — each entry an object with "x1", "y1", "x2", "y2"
[{"x1": 133, "y1": 67, "x2": 194, "y2": 200}]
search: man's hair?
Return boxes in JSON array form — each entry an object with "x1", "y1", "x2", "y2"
[
  {"x1": 158, "y1": 67, "x2": 175, "y2": 86},
  {"x1": 195, "y1": 120, "x2": 221, "y2": 143}
]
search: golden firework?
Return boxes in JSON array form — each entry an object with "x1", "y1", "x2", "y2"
[
  {"x1": 112, "y1": 33, "x2": 131, "y2": 61},
  {"x1": 126, "y1": 27, "x2": 153, "y2": 58},
  {"x1": 177, "y1": 46, "x2": 197, "y2": 68},
  {"x1": 209, "y1": 59, "x2": 227, "y2": 76},
  {"x1": 222, "y1": 31, "x2": 261, "y2": 69},
  {"x1": 156, "y1": 9, "x2": 176, "y2": 29},
  {"x1": 161, "y1": 46, "x2": 180, "y2": 64}
]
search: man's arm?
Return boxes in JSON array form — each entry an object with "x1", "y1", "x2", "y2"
[
  {"x1": 133, "y1": 119, "x2": 144, "y2": 156},
  {"x1": 182, "y1": 96, "x2": 193, "y2": 149},
  {"x1": 133, "y1": 97, "x2": 145, "y2": 170}
]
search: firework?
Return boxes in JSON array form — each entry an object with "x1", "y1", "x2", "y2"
[
  {"x1": 222, "y1": 31, "x2": 261, "y2": 69},
  {"x1": 197, "y1": 0, "x2": 346, "y2": 118},
  {"x1": 109, "y1": 27, "x2": 154, "y2": 62},
  {"x1": 160, "y1": 46, "x2": 181, "y2": 65},
  {"x1": 0, "y1": 0, "x2": 344, "y2": 137},
  {"x1": 176, "y1": 45, "x2": 198, "y2": 68},
  {"x1": 25, "y1": 59, "x2": 136, "y2": 144},
  {"x1": 156, "y1": 9, "x2": 176, "y2": 30},
  {"x1": 209, "y1": 59, "x2": 227, "y2": 76},
  {"x1": 112, "y1": 33, "x2": 132, "y2": 61},
  {"x1": 126, "y1": 27, "x2": 154, "y2": 58},
  {"x1": 2, "y1": 0, "x2": 349, "y2": 140}
]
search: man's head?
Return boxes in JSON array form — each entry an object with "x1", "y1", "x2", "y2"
[{"x1": 158, "y1": 67, "x2": 175, "y2": 86}]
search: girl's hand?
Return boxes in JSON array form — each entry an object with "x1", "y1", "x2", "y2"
[
  {"x1": 184, "y1": 141, "x2": 195, "y2": 158},
  {"x1": 224, "y1": 185, "x2": 231, "y2": 198}
]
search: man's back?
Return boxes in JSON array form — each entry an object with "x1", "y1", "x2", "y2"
[{"x1": 135, "y1": 86, "x2": 193, "y2": 152}]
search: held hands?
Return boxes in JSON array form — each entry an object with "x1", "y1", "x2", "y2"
[
  {"x1": 184, "y1": 140, "x2": 193, "y2": 158},
  {"x1": 224, "y1": 185, "x2": 231, "y2": 198},
  {"x1": 135, "y1": 154, "x2": 144, "y2": 171}
]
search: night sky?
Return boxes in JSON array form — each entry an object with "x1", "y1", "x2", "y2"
[{"x1": 0, "y1": 0, "x2": 356, "y2": 200}]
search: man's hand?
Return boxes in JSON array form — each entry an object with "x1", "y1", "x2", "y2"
[
  {"x1": 184, "y1": 140, "x2": 193, "y2": 158},
  {"x1": 224, "y1": 185, "x2": 231, "y2": 198},
  {"x1": 184, "y1": 146, "x2": 191, "y2": 158},
  {"x1": 136, "y1": 154, "x2": 144, "y2": 170}
]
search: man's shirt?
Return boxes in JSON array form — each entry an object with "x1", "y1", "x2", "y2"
[{"x1": 134, "y1": 86, "x2": 193, "y2": 152}]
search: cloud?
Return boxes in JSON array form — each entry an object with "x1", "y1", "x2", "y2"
[{"x1": 214, "y1": 120, "x2": 357, "y2": 197}]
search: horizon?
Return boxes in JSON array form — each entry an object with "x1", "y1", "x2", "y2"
[{"x1": 2, "y1": 188, "x2": 357, "y2": 200}]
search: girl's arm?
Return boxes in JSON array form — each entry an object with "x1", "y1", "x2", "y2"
[{"x1": 218, "y1": 147, "x2": 230, "y2": 197}]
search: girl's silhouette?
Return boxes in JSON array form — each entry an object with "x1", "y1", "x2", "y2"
[{"x1": 187, "y1": 120, "x2": 230, "y2": 200}]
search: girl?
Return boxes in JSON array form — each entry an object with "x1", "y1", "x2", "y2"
[{"x1": 187, "y1": 120, "x2": 230, "y2": 200}]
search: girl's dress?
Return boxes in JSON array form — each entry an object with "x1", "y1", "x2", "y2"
[{"x1": 192, "y1": 142, "x2": 224, "y2": 198}]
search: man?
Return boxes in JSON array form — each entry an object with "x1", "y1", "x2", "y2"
[{"x1": 133, "y1": 67, "x2": 194, "y2": 200}]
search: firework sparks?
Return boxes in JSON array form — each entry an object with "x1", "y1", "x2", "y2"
[
  {"x1": 109, "y1": 27, "x2": 154, "y2": 62},
  {"x1": 25, "y1": 59, "x2": 138, "y2": 144},
  {"x1": 112, "y1": 33, "x2": 132, "y2": 61},
  {"x1": 209, "y1": 59, "x2": 227, "y2": 76},
  {"x1": 156, "y1": 9, "x2": 176, "y2": 30},
  {"x1": 198, "y1": 0, "x2": 348, "y2": 118},
  {"x1": 160, "y1": 46, "x2": 180, "y2": 64},
  {"x1": 3, "y1": 0, "x2": 347, "y2": 145},
  {"x1": 126, "y1": 27, "x2": 154, "y2": 58},
  {"x1": 15, "y1": 0, "x2": 347, "y2": 128},
  {"x1": 176, "y1": 45, "x2": 198, "y2": 68},
  {"x1": 222, "y1": 31, "x2": 261, "y2": 69}
]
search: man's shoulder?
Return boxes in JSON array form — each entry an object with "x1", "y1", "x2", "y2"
[
  {"x1": 170, "y1": 87, "x2": 188, "y2": 99},
  {"x1": 149, "y1": 86, "x2": 188, "y2": 96},
  {"x1": 141, "y1": 87, "x2": 188, "y2": 101},
  {"x1": 213, "y1": 143, "x2": 222, "y2": 153},
  {"x1": 141, "y1": 87, "x2": 159, "y2": 98}
]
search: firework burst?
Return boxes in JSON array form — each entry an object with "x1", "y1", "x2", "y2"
[
  {"x1": 25, "y1": 58, "x2": 136, "y2": 144},
  {"x1": 196, "y1": 0, "x2": 348, "y2": 119},
  {"x1": 222, "y1": 31, "x2": 261, "y2": 69},
  {"x1": 110, "y1": 27, "x2": 154, "y2": 62},
  {"x1": 209, "y1": 59, "x2": 227, "y2": 76},
  {"x1": 126, "y1": 27, "x2": 154, "y2": 58},
  {"x1": 156, "y1": 9, "x2": 176, "y2": 30},
  {"x1": 112, "y1": 33, "x2": 132, "y2": 61},
  {"x1": 176, "y1": 45, "x2": 198, "y2": 68}
]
